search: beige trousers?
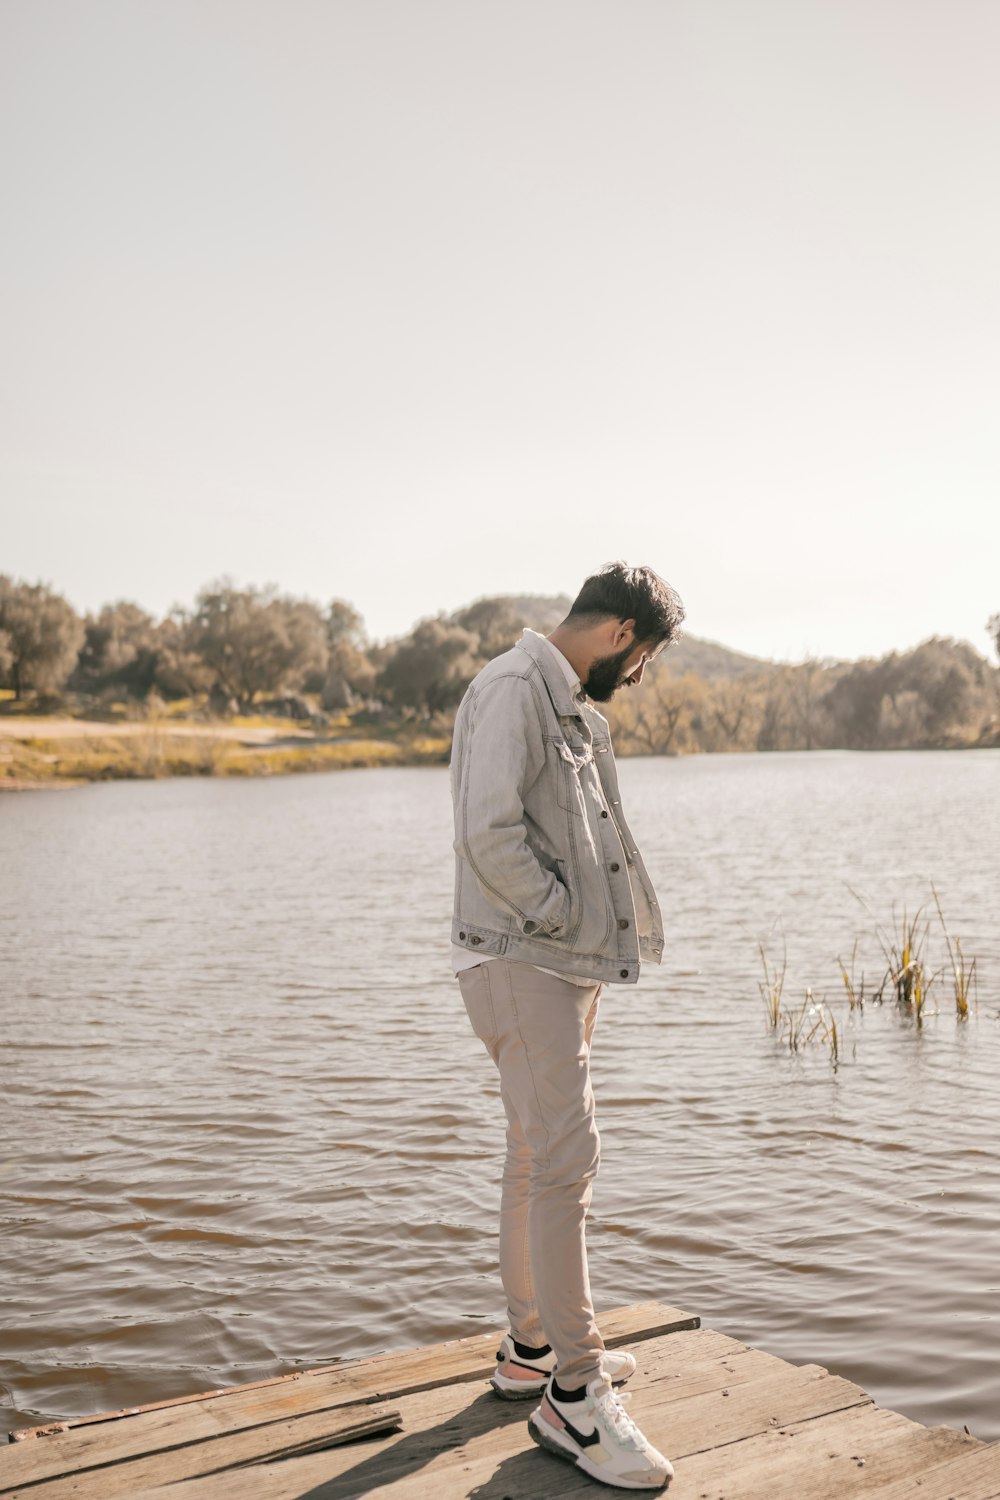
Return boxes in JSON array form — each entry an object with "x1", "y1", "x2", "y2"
[{"x1": 458, "y1": 959, "x2": 605, "y2": 1390}]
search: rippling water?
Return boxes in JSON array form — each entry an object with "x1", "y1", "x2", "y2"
[{"x1": 2, "y1": 751, "x2": 999, "y2": 1441}]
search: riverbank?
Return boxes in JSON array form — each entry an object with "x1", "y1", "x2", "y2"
[
  {"x1": 2, "y1": 706, "x2": 996, "y2": 790},
  {"x1": 0, "y1": 715, "x2": 450, "y2": 790}
]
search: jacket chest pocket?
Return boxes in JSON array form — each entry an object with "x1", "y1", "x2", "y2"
[{"x1": 553, "y1": 739, "x2": 595, "y2": 815}]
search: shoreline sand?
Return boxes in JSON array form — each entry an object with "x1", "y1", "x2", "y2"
[{"x1": 0, "y1": 716, "x2": 449, "y2": 790}]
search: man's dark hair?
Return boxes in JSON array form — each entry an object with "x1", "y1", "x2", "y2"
[{"x1": 565, "y1": 562, "x2": 685, "y2": 649}]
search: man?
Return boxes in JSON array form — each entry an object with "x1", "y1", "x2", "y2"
[{"x1": 450, "y1": 561, "x2": 685, "y2": 1491}]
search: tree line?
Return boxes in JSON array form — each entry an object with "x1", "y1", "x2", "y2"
[
  {"x1": 1, "y1": 574, "x2": 998, "y2": 752},
  {"x1": 606, "y1": 635, "x2": 999, "y2": 754},
  {"x1": 0, "y1": 577, "x2": 567, "y2": 718}
]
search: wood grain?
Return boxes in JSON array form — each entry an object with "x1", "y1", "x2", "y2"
[
  {"x1": 0, "y1": 1301, "x2": 694, "y2": 1494},
  {"x1": 5, "y1": 1304, "x2": 995, "y2": 1500}
]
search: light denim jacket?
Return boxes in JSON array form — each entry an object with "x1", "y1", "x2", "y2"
[{"x1": 450, "y1": 629, "x2": 663, "y2": 985}]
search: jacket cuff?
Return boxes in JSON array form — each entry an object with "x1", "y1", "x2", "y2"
[{"x1": 519, "y1": 880, "x2": 568, "y2": 938}]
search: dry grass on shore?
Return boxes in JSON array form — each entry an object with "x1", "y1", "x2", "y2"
[{"x1": 0, "y1": 730, "x2": 450, "y2": 789}]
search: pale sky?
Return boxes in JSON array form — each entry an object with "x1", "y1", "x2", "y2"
[{"x1": 2, "y1": 0, "x2": 998, "y2": 663}]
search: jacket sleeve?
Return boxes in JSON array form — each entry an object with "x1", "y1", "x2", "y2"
[{"x1": 453, "y1": 674, "x2": 568, "y2": 936}]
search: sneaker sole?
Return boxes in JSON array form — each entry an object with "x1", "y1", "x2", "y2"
[
  {"x1": 491, "y1": 1369, "x2": 633, "y2": 1401},
  {"x1": 528, "y1": 1411, "x2": 672, "y2": 1491},
  {"x1": 490, "y1": 1374, "x2": 546, "y2": 1400}
]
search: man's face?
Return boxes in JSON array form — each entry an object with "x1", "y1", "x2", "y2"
[{"x1": 583, "y1": 634, "x2": 657, "y2": 703}]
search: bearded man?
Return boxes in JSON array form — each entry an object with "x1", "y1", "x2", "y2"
[{"x1": 450, "y1": 561, "x2": 685, "y2": 1491}]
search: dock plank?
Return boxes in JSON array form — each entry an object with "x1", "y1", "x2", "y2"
[
  {"x1": 0, "y1": 1404, "x2": 402, "y2": 1500},
  {"x1": 0, "y1": 1303, "x2": 695, "y2": 1494},
  {"x1": 669, "y1": 1406, "x2": 980, "y2": 1500},
  {"x1": 865, "y1": 1442, "x2": 1000, "y2": 1500},
  {"x1": 119, "y1": 1399, "x2": 979, "y2": 1500},
  {"x1": 0, "y1": 1328, "x2": 822, "y2": 1500},
  {"x1": 102, "y1": 1329, "x2": 880, "y2": 1499},
  {"x1": 5, "y1": 1305, "x2": 993, "y2": 1500}
]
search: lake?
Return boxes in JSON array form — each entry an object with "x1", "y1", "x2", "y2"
[{"x1": 2, "y1": 750, "x2": 999, "y2": 1442}]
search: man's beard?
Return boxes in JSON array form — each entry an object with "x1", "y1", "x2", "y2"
[{"x1": 582, "y1": 644, "x2": 637, "y2": 703}]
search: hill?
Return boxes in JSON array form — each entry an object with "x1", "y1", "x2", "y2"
[
  {"x1": 661, "y1": 635, "x2": 773, "y2": 680},
  {"x1": 447, "y1": 593, "x2": 766, "y2": 680}
]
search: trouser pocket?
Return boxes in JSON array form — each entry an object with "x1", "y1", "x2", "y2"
[{"x1": 458, "y1": 963, "x2": 498, "y2": 1046}]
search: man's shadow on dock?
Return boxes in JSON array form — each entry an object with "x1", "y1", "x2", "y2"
[{"x1": 290, "y1": 1386, "x2": 565, "y2": 1499}]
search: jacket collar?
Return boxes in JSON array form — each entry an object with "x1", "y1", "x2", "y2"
[{"x1": 516, "y1": 629, "x2": 583, "y2": 719}]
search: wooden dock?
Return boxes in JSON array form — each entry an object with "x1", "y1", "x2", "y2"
[{"x1": 3, "y1": 1302, "x2": 999, "y2": 1499}]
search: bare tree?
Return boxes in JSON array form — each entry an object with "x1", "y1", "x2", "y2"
[
  {"x1": 630, "y1": 675, "x2": 686, "y2": 754},
  {"x1": 756, "y1": 676, "x2": 789, "y2": 751},
  {"x1": 784, "y1": 659, "x2": 828, "y2": 750},
  {"x1": 709, "y1": 679, "x2": 753, "y2": 748}
]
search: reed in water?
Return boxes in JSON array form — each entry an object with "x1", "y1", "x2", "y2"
[
  {"x1": 758, "y1": 886, "x2": 984, "y2": 1061},
  {"x1": 933, "y1": 884, "x2": 979, "y2": 1019}
]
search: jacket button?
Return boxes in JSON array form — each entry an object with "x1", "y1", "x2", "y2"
[
  {"x1": 600, "y1": 810, "x2": 609, "y2": 819},
  {"x1": 620, "y1": 969, "x2": 629, "y2": 978},
  {"x1": 610, "y1": 862, "x2": 620, "y2": 872},
  {"x1": 470, "y1": 935, "x2": 481, "y2": 945},
  {"x1": 459, "y1": 932, "x2": 466, "y2": 940},
  {"x1": 618, "y1": 918, "x2": 629, "y2": 929}
]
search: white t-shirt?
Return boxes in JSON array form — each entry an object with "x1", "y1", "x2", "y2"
[{"x1": 452, "y1": 638, "x2": 622, "y2": 988}]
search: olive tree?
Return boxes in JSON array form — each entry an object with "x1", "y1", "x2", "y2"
[
  {"x1": 378, "y1": 617, "x2": 479, "y2": 714},
  {"x1": 183, "y1": 581, "x2": 328, "y2": 710},
  {"x1": 0, "y1": 576, "x2": 85, "y2": 699},
  {"x1": 73, "y1": 601, "x2": 161, "y2": 696},
  {"x1": 321, "y1": 598, "x2": 376, "y2": 706}
]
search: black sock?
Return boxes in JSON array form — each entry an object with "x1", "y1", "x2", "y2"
[
  {"x1": 512, "y1": 1339, "x2": 552, "y2": 1360},
  {"x1": 551, "y1": 1377, "x2": 587, "y2": 1402}
]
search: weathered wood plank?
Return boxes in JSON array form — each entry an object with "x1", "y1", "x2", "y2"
[
  {"x1": 0, "y1": 1404, "x2": 402, "y2": 1500},
  {"x1": 0, "y1": 1330, "x2": 798, "y2": 1500},
  {"x1": 864, "y1": 1441, "x2": 1000, "y2": 1500},
  {"x1": 120, "y1": 1398, "x2": 976, "y2": 1500},
  {"x1": 6, "y1": 1307, "x2": 986, "y2": 1500},
  {"x1": 7, "y1": 1374, "x2": 337, "y2": 1443},
  {"x1": 667, "y1": 1406, "x2": 979, "y2": 1500},
  {"x1": 0, "y1": 1302, "x2": 695, "y2": 1490},
  {"x1": 288, "y1": 1353, "x2": 875, "y2": 1500},
  {"x1": 511, "y1": 1407, "x2": 979, "y2": 1500},
  {"x1": 108, "y1": 1333, "x2": 881, "y2": 1500}
]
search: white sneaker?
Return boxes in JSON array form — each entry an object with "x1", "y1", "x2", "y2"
[
  {"x1": 528, "y1": 1373, "x2": 673, "y2": 1490},
  {"x1": 491, "y1": 1334, "x2": 638, "y2": 1400}
]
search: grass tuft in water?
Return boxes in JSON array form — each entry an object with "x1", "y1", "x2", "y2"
[
  {"x1": 823, "y1": 1003, "x2": 840, "y2": 1068},
  {"x1": 836, "y1": 939, "x2": 872, "y2": 1010},
  {"x1": 932, "y1": 884, "x2": 979, "y2": 1020},
  {"x1": 854, "y1": 895, "x2": 935, "y2": 1017},
  {"x1": 908, "y1": 959, "x2": 935, "y2": 1027},
  {"x1": 758, "y1": 941, "x2": 787, "y2": 1029},
  {"x1": 775, "y1": 989, "x2": 840, "y2": 1068},
  {"x1": 759, "y1": 886, "x2": 983, "y2": 1066}
]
